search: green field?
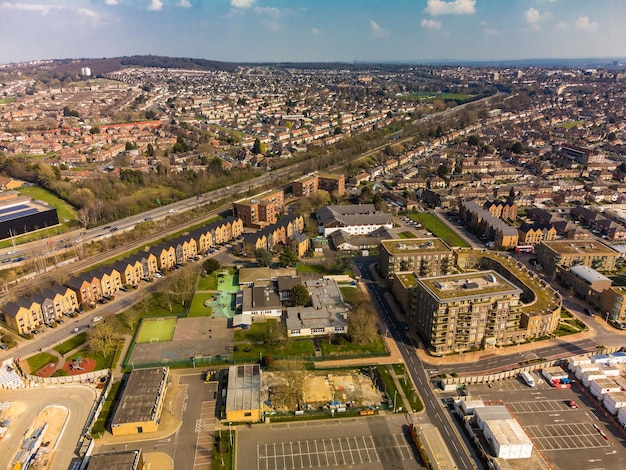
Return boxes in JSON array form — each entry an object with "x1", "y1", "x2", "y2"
[
  {"x1": 398, "y1": 231, "x2": 416, "y2": 239},
  {"x1": 189, "y1": 292, "x2": 213, "y2": 317},
  {"x1": 19, "y1": 186, "x2": 77, "y2": 224},
  {"x1": 0, "y1": 97, "x2": 15, "y2": 105},
  {"x1": 27, "y1": 352, "x2": 58, "y2": 373},
  {"x1": 557, "y1": 120, "x2": 582, "y2": 129},
  {"x1": 407, "y1": 212, "x2": 470, "y2": 247},
  {"x1": 136, "y1": 317, "x2": 177, "y2": 343},
  {"x1": 53, "y1": 333, "x2": 88, "y2": 355}
]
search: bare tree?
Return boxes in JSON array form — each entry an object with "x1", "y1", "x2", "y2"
[
  {"x1": 348, "y1": 304, "x2": 379, "y2": 345},
  {"x1": 272, "y1": 359, "x2": 305, "y2": 410},
  {"x1": 88, "y1": 319, "x2": 118, "y2": 357}
]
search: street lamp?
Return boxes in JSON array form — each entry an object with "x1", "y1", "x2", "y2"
[
  {"x1": 393, "y1": 390, "x2": 397, "y2": 412},
  {"x1": 229, "y1": 422, "x2": 233, "y2": 447}
]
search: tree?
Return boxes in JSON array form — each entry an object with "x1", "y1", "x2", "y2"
[
  {"x1": 88, "y1": 319, "x2": 118, "y2": 357},
  {"x1": 511, "y1": 141, "x2": 523, "y2": 154},
  {"x1": 290, "y1": 283, "x2": 310, "y2": 306},
  {"x1": 146, "y1": 143, "x2": 155, "y2": 157},
  {"x1": 203, "y1": 258, "x2": 221, "y2": 274},
  {"x1": 279, "y1": 247, "x2": 299, "y2": 268},
  {"x1": 272, "y1": 359, "x2": 305, "y2": 410},
  {"x1": 255, "y1": 248, "x2": 272, "y2": 267},
  {"x1": 252, "y1": 138, "x2": 265, "y2": 155},
  {"x1": 347, "y1": 304, "x2": 378, "y2": 345}
]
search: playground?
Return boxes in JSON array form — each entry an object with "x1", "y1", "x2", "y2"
[
  {"x1": 135, "y1": 317, "x2": 177, "y2": 344},
  {"x1": 60, "y1": 356, "x2": 97, "y2": 375},
  {"x1": 206, "y1": 270, "x2": 239, "y2": 318}
]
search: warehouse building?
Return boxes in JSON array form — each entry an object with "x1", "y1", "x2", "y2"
[
  {"x1": 225, "y1": 364, "x2": 262, "y2": 423},
  {"x1": 110, "y1": 367, "x2": 169, "y2": 436}
]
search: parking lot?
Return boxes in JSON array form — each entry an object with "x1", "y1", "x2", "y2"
[
  {"x1": 465, "y1": 377, "x2": 626, "y2": 469},
  {"x1": 238, "y1": 416, "x2": 420, "y2": 470}
]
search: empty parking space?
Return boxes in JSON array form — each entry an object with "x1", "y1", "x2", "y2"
[
  {"x1": 506, "y1": 400, "x2": 572, "y2": 414},
  {"x1": 525, "y1": 423, "x2": 611, "y2": 451},
  {"x1": 257, "y1": 433, "x2": 414, "y2": 470},
  {"x1": 193, "y1": 400, "x2": 216, "y2": 470}
]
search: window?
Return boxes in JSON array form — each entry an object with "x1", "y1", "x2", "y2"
[{"x1": 244, "y1": 412, "x2": 252, "y2": 417}]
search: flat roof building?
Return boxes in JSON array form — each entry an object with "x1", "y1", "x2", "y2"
[
  {"x1": 394, "y1": 271, "x2": 524, "y2": 355},
  {"x1": 110, "y1": 367, "x2": 169, "y2": 436},
  {"x1": 87, "y1": 450, "x2": 145, "y2": 470},
  {"x1": 225, "y1": 364, "x2": 262, "y2": 423},
  {"x1": 378, "y1": 237, "x2": 453, "y2": 279},
  {"x1": 536, "y1": 240, "x2": 619, "y2": 277}
]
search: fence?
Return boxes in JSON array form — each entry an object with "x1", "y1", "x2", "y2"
[
  {"x1": 26, "y1": 368, "x2": 110, "y2": 386},
  {"x1": 439, "y1": 346, "x2": 623, "y2": 387}
]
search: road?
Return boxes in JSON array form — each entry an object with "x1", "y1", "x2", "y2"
[{"x1": 354, "y1": 258, "x2": 478, "y2": 470}]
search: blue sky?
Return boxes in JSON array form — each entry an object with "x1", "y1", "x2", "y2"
[{"x1": 1, "y1": 0, "x2": 625, "y2": 64}]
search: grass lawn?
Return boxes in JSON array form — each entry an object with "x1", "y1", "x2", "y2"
[
  {"x1": 234, "y1": 319, "x2": 275, "y2": 342},
  {"x1": 558, "y1": 120, "x2": 582, "y2": 129},
  {"x1": 398, "y1": 231, "x2": 416, "y2": 239},
  {"x1": 189, "y1": 292, "x2": 214, "y2": 317},
  {"x1": 92, "y1": 381, "x2": 122, "y2": 437},
  {"x1": 0, "y1": 97, "x2": 15, "y2": 105},
  {"x1": 233, "y1": 339, "x2": 316, "y2": 362},
  {"x1": 297, "y1": 263, "x2": 332, "y2": 275},
  {"x1": 320, "y1": 336, "x2": 387, "y2": 358},
  {"x1": 136, "y1": 318, "x2": 177, "y2": 343},
  {"x1": 53, "y1": 333, "x2": 88, "y2": 356},
  {"x1": 27, "y1": 352, "x2": 58, "y2": 373},
  {"x1": 67, "y1": 341, "x2": 119, "y2": 370},
  {"x1": 555, "y1": 323, "x2": 579, "y2": 336},
  {"x1": 19, "y1": 186, "x2": 77, "y2": 225},
  {"x1": 197, "y1": 273, "x2": 218, "y2": 291},
  {"x1": 211, "y1": 432, "x2": 234, "y2": 470},
  {"x1": 407, "y1": 212, "x2": 470, "y2": 247},
  {"x1": 340, "y1": 287, "x2": 365, "y2": 306}
]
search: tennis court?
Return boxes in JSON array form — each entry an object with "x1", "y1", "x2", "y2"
[{"x1": 136, "y1": 317, "x2": 177, "y2": 343}]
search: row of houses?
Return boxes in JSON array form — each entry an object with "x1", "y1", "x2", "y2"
[
  {"x1": 459, "y1": 200, "x2": 520, "y2": 249},
  {"x1": 2, "y1": 217, "x2": 244, "y2": 335},
  {"x1": 242, "y1": 214, "x2": 308, "y2": 257}
]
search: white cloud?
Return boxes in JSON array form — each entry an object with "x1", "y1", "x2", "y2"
[
  {"x1": 421, "y1": 18, "x2": 441, "y2": 30},
  {"x1": 104, "y1": 0, "x2": 120, "y2": 5},
  {"x1": 484, "y1": 27, "x2": 499, "y2": 36},
  {"x1": 576, "y1": 16, "x2": 597, "y2": 32},
  {"x1": 255, "y1": 7, "x2": 286, "y2": 18},
  {"x1": 311, "y1": 27, "x2": 320, "y2": 35},
  {"x1": 0, "y1": 2, "x2": 57, "y2": 14},
  {"x1": 231, "y1": 0, "x2": 255, "y2": 8},
  {"x1": 178, "y1": 0, "x2": 191, "y2": 8},
  {"x1": 424, "y1": 0, "x2": 476, "y2": 16},
  {"x1": 370, "y1": 20, "x2": 386, "y2": 38},
  {"x1": 147, "y1": 0, "x2": 163, "y2": 11},
  {"x1": 525, "y1": 8, "x2": 550, "y2": 29}
]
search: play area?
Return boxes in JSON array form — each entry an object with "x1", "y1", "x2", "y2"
[
  {"x1": 206, "y1": 270, "x2": 239, "y2": 318},
  {"x1": 135, "y1": 317, "x2": 178, "y2": 344},
  {"x1": 35, "y1": 357, "x2": 97, "y2": 377}
]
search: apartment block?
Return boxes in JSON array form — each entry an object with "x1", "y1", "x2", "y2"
[{"x1": 378, "y1": 238, "x2": 453, "y2": 279}]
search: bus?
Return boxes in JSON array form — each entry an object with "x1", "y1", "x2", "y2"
[
  {"x1": 520, "y1": 371, "x2": 536, "y2": 387},
  {"x1": 515, "y1": 245, "x2": 534, "y2": 254}
]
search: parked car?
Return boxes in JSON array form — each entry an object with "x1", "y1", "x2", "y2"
[
  {"x1": 73, "y1": 327, "x2": 80, "y2": 333},
  {"x1": 92, "y1": 316, "x2": 103, "y2": 323},
  {"x1": 120, "y1": 286, "x2": 129, "y2": 292},
  {"x1": 567, "y1": 400, "x2": 578, "y2": 409}
]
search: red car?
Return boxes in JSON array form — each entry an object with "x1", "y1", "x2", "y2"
[{"x1": 567, "y1": 400, "x2": 578, "y2": 409}]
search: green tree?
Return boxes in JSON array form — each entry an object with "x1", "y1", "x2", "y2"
[
  {"x1": 255, "y1": 248, "x2": 272, "y2": 267},
  {"x1": 252, "y1": 138, "x2": 265, "y2": 155},
  {"x1": 290, "y1": 283, "x2": 310, "y2": 306},
  {"x1": 347, "y1": 304, "x2": 378, "y2": 345},
  {"x1": 203, "y1": 258, "x2": 221, "y2": 275},
  {"x1": 90, "y1": 126, "x2": 101, "y2": 134},
  {"x1": 146, "y1": 143, "x2": 155, "y2": 157},
  {"x1": 279, "y1": 247, "x2": 299, "y2": 267},
  {"x1": 511, "y1": 141, "x2": 523, "y2": 154}
]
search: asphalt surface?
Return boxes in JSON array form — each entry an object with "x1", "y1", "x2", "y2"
[{"x1": 354, "y1": 257, "x2": 479, "y2": 470}]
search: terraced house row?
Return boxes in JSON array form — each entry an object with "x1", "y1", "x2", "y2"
[
  {"x1": 1, "y1": 217, "x2": 243, "y2": 335},
  {"x1": 243, "y1": 214, "x2": 307, "y2": 257}
]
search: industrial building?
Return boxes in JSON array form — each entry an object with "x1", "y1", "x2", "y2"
[
  {"x1": 0, "y1": 192, "x2": 59, "y2": 240},
  {"x1": 109, "y1": 367, "x2": 169, "y2": 436},
  {"x1": 87, "y1": 449, "x2": 145, "y2": 470},
  {"x1": 225, "y1": 364, "x2": 262, "y2": 423}
]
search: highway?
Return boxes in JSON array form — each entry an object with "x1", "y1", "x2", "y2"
[{"x1": 354, "y1": 257, "x2": 479, "y2": 470}]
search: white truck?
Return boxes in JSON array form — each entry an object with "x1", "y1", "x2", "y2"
[{"x1": 520, "y1": 371, "x2": 535, "y2": 387}]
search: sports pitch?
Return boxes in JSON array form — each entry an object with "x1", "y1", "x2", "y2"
[{"x1": 136, "y1": 317, "x2": 177, "y2": 343}]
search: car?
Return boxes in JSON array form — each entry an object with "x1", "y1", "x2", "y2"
[
  {"x1": 92, "y1": 316, "x2": 103, "y2": 323},
  {"x1": 567, "y1": 400, "x2": 578, "y2": 409},
  {"x1": 55, "y1": 318, "x2": 64, "y2": 324},
  {"x1": 73, "y1": 327, "x2": 80, "y2": 333},
  {"x1": 2, "y1": 258, "x2": 11, "y2": 263},
  {"x1": 583, "y1": 308, "x2": 595, "y2": 317},
  {"x1": 0, "y1": 344, "x2": 8, "y2": 350},
  {"x1": 168, "y1": 208, "x2": 177, "y2": 213},
  {"x1": 12, "y1": 257, "x2": 24, "y2": 262},
  {"x1": 109, "y1": 227, "x2": 118, "y2": 232},
  {"x1": 144, "y1": 216, "x2": 152, "y2": 221},
  {"x1": 120, "y1": 286, "x2": 129, "y2": 292},
  {"x1": 103, "y1": 226, "x2": 111, "y2": 230}
]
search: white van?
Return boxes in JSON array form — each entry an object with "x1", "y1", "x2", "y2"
[{"x1": 520, "y1": 371, "x2": 535, "y2": 387}]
